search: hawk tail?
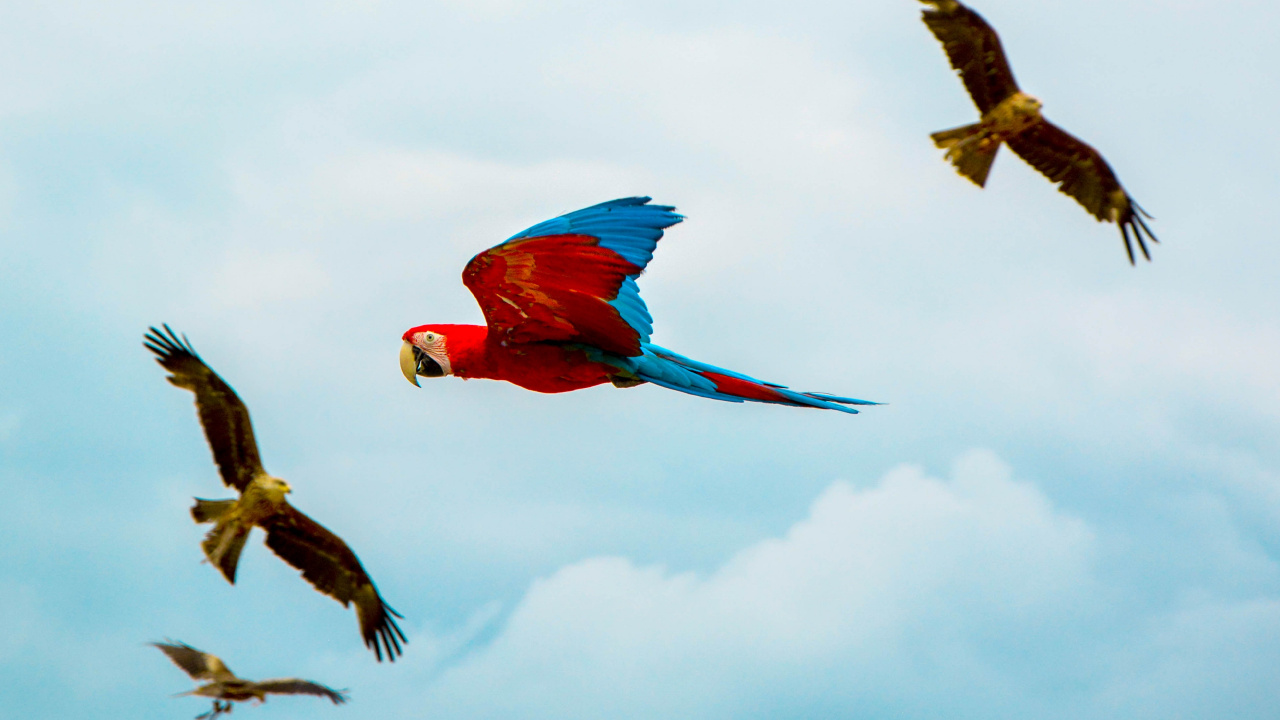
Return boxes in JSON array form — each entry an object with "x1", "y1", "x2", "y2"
[
  {"x1": 931, "y1": 123, "x2": 999, "y2": 187},
  {"x1": 199, "y1": 514, "x2": 252, "y2": 584},
  {"x1": 191, "y1": 498, "x2": 237, "y2": 524}
]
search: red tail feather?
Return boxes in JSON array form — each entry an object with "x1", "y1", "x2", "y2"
[{"x1": 701, "y1": 372, "x2": 791, "y2": 404}]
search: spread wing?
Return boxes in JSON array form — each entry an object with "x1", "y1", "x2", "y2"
[
  {"x1": 262, "y1": 503, "x2": 407, "y2": 662},
  {"x1": 1005, "y1": 119, "x2": 1158, "y2": 263},
  {"x1": 144, "y1": 326, "x2": 264, "y2": 492},
  {"x1": 152, "y1": 641, "x2": 236, "y2": 682},
  {"x1": 462, "y1": 197, "x2": 684, "y2": 357},
  {"x1": 920, "y1": 0, "x2": 1020, "y2": 114},
  {"x1": 253, "y1": 679, "x2": 348, "y2": 704}
]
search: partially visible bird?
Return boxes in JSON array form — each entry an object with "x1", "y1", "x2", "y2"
[
  {"x1": 145, "y1": 326, "x2": 407, "y2": 662},
  {"x1": 918, "y1": 0, "x2": 1158, "y2": 263},
  {"x1": 400, "y1": 197, "x2": 879, "y2": 412},
  {"x1": 152, "y1": 640, "x2": 347, "y2": 720}
]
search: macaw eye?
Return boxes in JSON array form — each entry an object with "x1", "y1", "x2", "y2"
[{"x1": 424, "y1": 333, "x2": 436, "y2": 342}]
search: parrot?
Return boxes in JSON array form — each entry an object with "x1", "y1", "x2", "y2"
[{"x1": 400, "y1": 197, "x2": 878, "y2": 413}]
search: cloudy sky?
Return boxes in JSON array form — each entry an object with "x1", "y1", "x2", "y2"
[{"x1": 2, "y1": 0, "x2": 1278, "y2": 717}]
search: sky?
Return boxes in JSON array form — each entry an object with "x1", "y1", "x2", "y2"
[{"x1": 2, "y1": 0, "x2": 1279, "y2": 717}]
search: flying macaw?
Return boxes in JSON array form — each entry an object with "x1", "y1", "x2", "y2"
[{"x1": 399, "y1": 197, "x2": 877, "y2": 413}]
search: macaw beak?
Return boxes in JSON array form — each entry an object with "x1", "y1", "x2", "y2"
[
  {"x1": 401, "y1": 341, "x2": 446, "y2": 385},
  {"x1": 400, "y1": 341, "x2": 421, "y2": 387}
]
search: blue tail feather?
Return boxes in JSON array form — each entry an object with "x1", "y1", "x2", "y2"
[{"x1": 595, "y1": 343, "x2": 878, "y2": 413}]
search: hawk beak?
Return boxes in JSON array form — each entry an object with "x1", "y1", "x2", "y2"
[{"x1": 400, "y1": 342, "x2": 421, "y2": 387}]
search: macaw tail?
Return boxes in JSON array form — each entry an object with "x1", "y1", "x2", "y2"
[{"x1": 618, "y1": 344, "x2": 879, "y2": 413}]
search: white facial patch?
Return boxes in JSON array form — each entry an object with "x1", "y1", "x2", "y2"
[{"x1": 414, "y1": 332, "x2": 453, "y2": 376}]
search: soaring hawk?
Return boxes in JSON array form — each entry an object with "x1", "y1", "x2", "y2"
[{"x1": 920, "y1": 0, "x2": 1159, "y2": 263}]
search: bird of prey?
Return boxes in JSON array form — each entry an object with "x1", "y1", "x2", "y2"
[
  {"x1": 152, "y1": 640, "x2": 347, "y2": 720},
  {"x1": 145, "y1": 326, "x2": 407, "y2": 662},
  {"x1": 918, "y1": 0, "x2": 1158, "y2": 263},
  {"x1": 400, "y1": 197, "x2": 879, "y2": 412}
]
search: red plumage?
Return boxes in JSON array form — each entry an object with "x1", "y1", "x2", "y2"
[
  {"x1": 401, "y1": 197, "x2": 877, "y2": 413},
  {"x1": 462, "y1": 234, "x2": 646, "y2": 357}
]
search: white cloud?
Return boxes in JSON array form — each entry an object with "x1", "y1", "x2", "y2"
[
  {"x1": 1041, "y1": 289, "x2": 1280, "y2": 410},
  {"x1": 389, "y1": 451, "x2": 1280, "y2": 720},
  {"x1": 418, "y1": 450, "x2": 1100, "y2": 718},
  {"x1": 543, "y1": 24, "x2": 912, "y2": 212},
  {"x1": 228, "y1": 145, "x2": 641, "y2": 253},
  {"x1": 433, "y1": 0, "x2": 590, "y2": 20},
  {"x1": 549, "y1": 27, "x2": 868, "y2": 165},
  {"x1": 206, "y1": 247, "x2": 331, "y2": 310}
]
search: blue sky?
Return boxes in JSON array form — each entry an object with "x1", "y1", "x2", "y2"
[{"x1": 2, "y1": 0, "x2": 1279, "y2": 717}]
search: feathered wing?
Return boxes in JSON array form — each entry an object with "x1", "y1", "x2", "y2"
[
  {"x1": 152, "y1": 641, "x2": 237, "y2": 682},
  {"x1": 144, "y1": 326, "x2": 264, "y2": 491},
  {"x1": 1005, "y1": 119, "x2": 1158, "y2": 262},
  {"x1": 462, "y1": 197, "x2": 683, "y2": 357},
  {"x1": 919, "y1": 0, "x2": 1020, "y2": 113},
  {"x1": 252, "y1": 679, "x2": 348, "y2": 704},
  {"x1": 261, "y1": 504, "x2": 407, "y2": 662}
]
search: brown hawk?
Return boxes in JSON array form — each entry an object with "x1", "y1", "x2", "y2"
[
  {"x1": 920, "y1": 0, "x2": 1158, "y2": 263},
  {"x1": 146, "y1": 326, "x2": 407, "y2": 662}
]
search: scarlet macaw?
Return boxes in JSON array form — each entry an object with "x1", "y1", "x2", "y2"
[{"x1": 400, "y1": 197, "x2": 877, "y2": 413}]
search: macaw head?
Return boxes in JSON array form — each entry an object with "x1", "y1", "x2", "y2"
[{"x1": 400, "y1": 324, "x2": 457, "y2": 386}]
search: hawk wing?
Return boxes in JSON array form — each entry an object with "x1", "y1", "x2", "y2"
[
  {"x1": 145, "y1": 326, "x2": 264, "y2": 492},
  {"x1": 920, "y1": 0, "x2": 1020, "y2": 114},
  {"x1": 261, "y1": 503, "x2": 407, "y2": 662},
  {"x1": 253, "y1": 679, "x2": 348, "y2": 704},
  {"x1": 1005, "y1": 119, "x2": 1158, "y2": 263},
  {"x1": 462, "y1": 197, "x2": 683, "y2": 357},
  {"x1": 152, "y1": 641, "x2": 236, "y2": 682}
]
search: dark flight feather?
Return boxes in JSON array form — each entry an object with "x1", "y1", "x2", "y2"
[
  {"x1": 1004, "y1": 120, "x2": 1158, "y2": 262},
  {"x1": 252, "y1": 679, "x2": 349, "y2": 703},
  {"x1": 263, "y1": 505, "x2": 407, "y2": 662},
  {"x1": 920, "y1": 0, "x2": 1020, "y2": 113},
  {"x1": 144, "y1": 326, "x2": 263, "y2": 491},
  {"x1": 152, "y1": 641, "x2": 236, "y2": 682}
]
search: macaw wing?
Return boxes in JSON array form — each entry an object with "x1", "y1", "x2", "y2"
[
  {"x1": 1005, "y1": 118, "x2": 1158, "y2": 263},
  {"x1": 920, "y1": 0, "x2": 1020, "y2": 114},
  {"x1": 262, "y1": 503, "x2": 407, "y2": 662},
  {"x1": 462, "y1": 197, "x2": 683, "y2": 357}
]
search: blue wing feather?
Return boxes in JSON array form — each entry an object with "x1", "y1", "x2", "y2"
[
  {"x1": 610, "y1": 277, "x2": 654, "y2": 341},
  {"x1": 504, "y1": 197, "x2": 682, "y2": 345}
]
